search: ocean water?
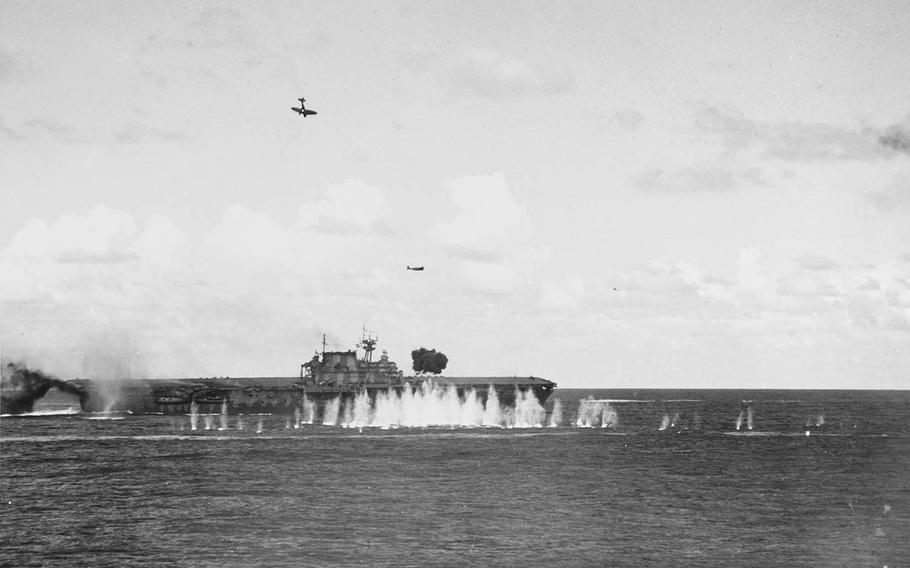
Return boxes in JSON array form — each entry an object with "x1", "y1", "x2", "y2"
[{"x1": 1, "y1": 388, "x2": 908, "y2": 567}]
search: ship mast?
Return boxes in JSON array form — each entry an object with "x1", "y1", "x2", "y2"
[{"x1": 358, "y1": 324, "x2": 378, "y2": 364}]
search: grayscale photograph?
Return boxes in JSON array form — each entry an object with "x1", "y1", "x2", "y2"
[{"x1": 1, "y1": 2, "x2": 908, "y2": 566}]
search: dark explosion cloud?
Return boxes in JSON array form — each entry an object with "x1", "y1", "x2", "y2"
[{"x1": 0, "y1": 360, "x2": 84, "y2": 414}]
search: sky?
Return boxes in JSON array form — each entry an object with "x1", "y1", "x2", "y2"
[{"x1": 1, "y1": 1, "x2": 909, "y2": 389}]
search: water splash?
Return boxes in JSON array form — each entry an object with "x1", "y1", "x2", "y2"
[
  {"x1": 329, "y1": 383, "x2": 545, "y2": 429},
  {"x1": 575, "y1": 397, "x2": 619, "y2": 428},
  {"x1": 203, "y1": 415, "x2": 214, "y2": 430},
  {"x1": 659, "y1": 414, "x2": 670, "y2": 431},
  {"x1": 219, "y1": 400, "x2": 228, "y2": 431},
  {"x1": 341, "y1": 400, "x2": 353, "y2": 427},
  {"x1": 735, "y1": 410, "x2": 744, "y2": 431},
  {"x1": 236, "y1": 417, "x2": 245, "y2": 431},
  {"x1": 323, "y1": 398, "x2": 340, "y2": 426},
  {"x1": 548, "y1": 398, "x2": 563, "y2": 427},
  {"x1": 482, "y1": 386, "x2": 502, "y2": 427},
  {"x1": 256, "y1": 418, "x2": 263, "y2": 434},
  {"x1": 294, "y1": 407, "x2": 301, "y2": 429},
  {"x1": 746, "y1": 406, "x2": 754, "y2": 430},
  {"x1": 302, "y1": 396, "x2": 315, "y2": 424},
  {"x1": 190, "y1": 401, "x2": 199, "y2": 431}
]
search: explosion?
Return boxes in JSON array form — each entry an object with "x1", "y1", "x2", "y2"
[{"x1": 0, "y1": 361, "x2": 84, "y2": 414}]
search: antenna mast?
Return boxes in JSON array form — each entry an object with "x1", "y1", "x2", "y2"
[{"x1": 358, "y1": 324, "x2": 378, "y2": 363}]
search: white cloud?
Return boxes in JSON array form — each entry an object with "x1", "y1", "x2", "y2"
[
  {"x1": 539, "y1": 276, "x2": 586, "y2": 310},
  {"x1": 736, "y1": 247, "x2": 771, "y2": 293},
  {"x1": 5, "y1": 205, "x2": 138, "y2": 262},
  {"x1": 449, "y1": 47, "x2": 574, "y2": 97},
  {"x1": 433, "y1": 173, "x2": 533, "y2": 262},
  {"x1": 297, "y1": 179, "x2": 391, "y2": 234},
  {"x1": 132, "y1": 215, "x2": 189, "y2": 265},
  {"x1": 405, "y1": 45, "x2": 574, "y2": 98},
  {"x1": 205, "y1": 203, "x2": 296, "y2": 263},
  {"x1": 2, "y1": 192, "x2": 907, "y2": 388}
]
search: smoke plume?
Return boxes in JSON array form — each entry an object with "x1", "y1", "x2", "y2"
[{"x1": 0, "y1": 360, "x2": 84, "y2": 414}]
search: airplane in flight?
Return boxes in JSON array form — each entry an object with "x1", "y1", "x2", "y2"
[
  {"x1": 291, "y1": 97, "x2": 317, "y2": 117},
  {"x1": 406, "y1": 265, "x2": 425, "y2": 271}
]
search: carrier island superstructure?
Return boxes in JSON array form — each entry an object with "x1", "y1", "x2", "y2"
[{"x1": 68, "y1": 332, "x2": 556, "y2": 417}]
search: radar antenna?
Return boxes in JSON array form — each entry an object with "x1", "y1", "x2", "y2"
[{"x1": 357, "y1": 324, "x2": 378, "y2": 363}]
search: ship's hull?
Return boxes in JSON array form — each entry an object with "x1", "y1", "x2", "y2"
[{"x1": 69, "y1": 376, "x2": 556, "y2": 417}]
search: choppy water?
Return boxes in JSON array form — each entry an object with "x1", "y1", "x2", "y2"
[{"x1": 2, "y1": 389, "x2": 909, "y2": 567}]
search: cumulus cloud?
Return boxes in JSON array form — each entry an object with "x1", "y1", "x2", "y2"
[
  {"x1": 132, "y1": 215, "x2": 190, "y2": 265},
  {"x1": 0, "y1": 181, "x2": 402, "y2": 376},
  {"x1": 432, "y1": 173, "x2": 532, "y2": 262},
  {"x1": 205, "y1": 204, "x2": 295, "y2": 263},
  {"x1": 5, "y1": 206, "x2": 139, "y2": 262},
  {"x1": 3, "y1": 193, "x2": 906, "y2": 387},
  {"x1": 297, "y1": 179, "x2": 392, "y2": 235}
]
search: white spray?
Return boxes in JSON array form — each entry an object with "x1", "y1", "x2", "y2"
[
  {"x1": 482, "y1": 386, "x2": 503, "y2": 427},
  {"x1": 190, "y1": 401, "x2": 199, "y2": 431},
  {"x1": 219, "y1": 400, "x2": 229, "y2": 431},
  {"x1": 548, "y1": 398, "x2": 563, "y2": 428},
  {"x1": 302, "y1": 396, "x2": 315, "y2": 424},
  {"x1": 320, "y1": 383, "x2": 545, "y2": 429},
  {"x1": 575, "y1": 397, "x2": 619, "y2": 428},
  {"x1": 510, "y1": 388, "x2": 545, "y2": 428},
  {"x1": 323, "y1": 398, "x2": 340, "y2": 426}
]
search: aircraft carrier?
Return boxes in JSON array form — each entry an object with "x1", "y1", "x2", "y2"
[{"x1": 66, "y1": 332, "x2": 556, "y2": 418}]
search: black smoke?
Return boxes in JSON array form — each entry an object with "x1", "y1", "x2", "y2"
[
  {"x1": 0, "y1": 361, "x2": 84, "y2": 414},
  {"x1": 411, "y1": 347, "x2": 449, "y2": 375}
]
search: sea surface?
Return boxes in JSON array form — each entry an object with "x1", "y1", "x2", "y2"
[{"x1": 2, "y1": 388, "x2": 909, "y2": 567}]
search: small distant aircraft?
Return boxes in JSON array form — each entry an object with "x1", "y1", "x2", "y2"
[
  {"x1": 291, "y1": 97, "x2": 317, "y2": 117},
  {"x1": 406, "y1": 265, "x2": 424, "y2": 271}
]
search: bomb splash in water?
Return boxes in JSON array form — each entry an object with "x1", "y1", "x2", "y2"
[
  {"x1": 575, "y1": 397, "x2": 619, "y2": 428},
  {"x1": 548, "y1": 398, "x2": 563, "y2": 427},
  {"x1": 334, "y1": 382, "x2": 546, "y2": 429}
]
